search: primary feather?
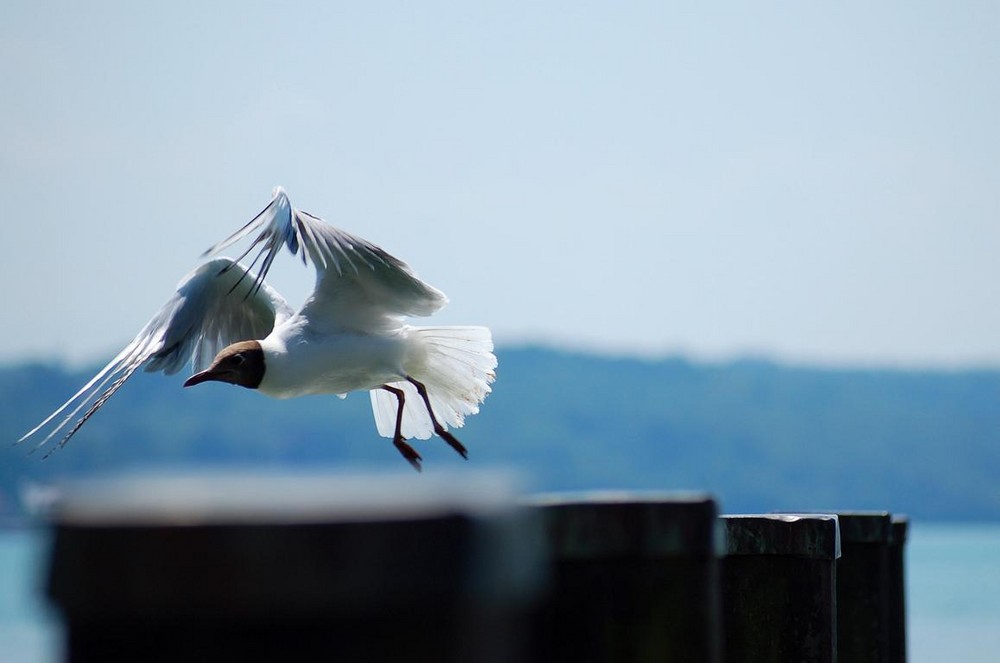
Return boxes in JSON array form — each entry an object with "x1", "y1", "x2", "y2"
[
  {"x1": 18, "y1": 258, "x2": 289, "y2": 455},
  {"x1": 204, "y1": 187, "x2": 448, "y2": 325}
]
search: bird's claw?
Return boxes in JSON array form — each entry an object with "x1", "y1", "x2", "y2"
[
  {"x1": 437, "y1": 429, "x2": 468, "y2": 460},
  {"x1": 394, "y1": 437, "x2": 423, "y2": 472}
]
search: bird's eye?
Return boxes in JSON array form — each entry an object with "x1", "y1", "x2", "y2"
[{"x1": 231, "y1": 354, "x2": 245, "y2": 366}]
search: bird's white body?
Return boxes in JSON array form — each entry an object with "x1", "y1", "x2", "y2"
[
  {"x1": 19, "y1": 187, "x2": 496, "y2": 465},
  {"x1": 257, "y1": 320, "x2": 409, "y2": 399}
]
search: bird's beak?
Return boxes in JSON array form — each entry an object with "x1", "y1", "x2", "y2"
[{"x1": 183, "y1": 368, "x2": 220, "y2": 388}]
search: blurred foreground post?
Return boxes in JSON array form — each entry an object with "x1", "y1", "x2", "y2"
[
  {"x1": 888, "y1": 515, "x2": 909, "y2": 663},
  {"x1": 46, "y1": 471, "x2": 543, "y2": 663},
  {"x1": 720, "y1": 514, "x2": 841, "y2": 663},
  {"x1": 527, "y1": 492, "x2": 722, "y2": 663}
]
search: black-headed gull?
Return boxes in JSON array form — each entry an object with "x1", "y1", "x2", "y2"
[{"x1": 18, "y1": 188, "x2": 496, "y2": 470}]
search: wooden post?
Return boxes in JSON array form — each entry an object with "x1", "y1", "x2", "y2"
[
  {"x1": 721, "y1": 514, "x2": 841, "y2": 663},
  {"x1": 888, "y1": 515, "x2": 909, "y2": 663},
  {"x1": 528, "y1": 492, "x2": 722, "y2": 663},
  {"x1": 835, "y1": 511, "x2": 893, "y2": 663},
  {"x1": 46, "y1": 472, "x2": 543, "y2": 663}
]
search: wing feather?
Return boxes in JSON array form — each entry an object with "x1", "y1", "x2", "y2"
[
  {"x1": 202, "y1": 188, "x2": 448, "y2": 331},
  {"x1": 18, "y1": 257, "x2": 292, "y2": 455}
]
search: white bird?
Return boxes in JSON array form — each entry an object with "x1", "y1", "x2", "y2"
[{"x1": 18, "y1": 187, "x2": 497, "y2": 470}]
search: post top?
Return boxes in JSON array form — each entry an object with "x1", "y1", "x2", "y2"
[
  {"x1": 527, "y1": 491, "x2": 721, "y2": 558},
  {"x1": 721, "y1": 513, "x2": 841, "y2": 559}
]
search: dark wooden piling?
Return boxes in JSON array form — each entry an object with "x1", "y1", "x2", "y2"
[
  {"x1": 888, "y1": 515, "x2": 909, "y2": 663},
  {"x1": 720, "y1": 514, "x2": 841, "y2": 663},
  {"x1": 834, "y1": 511, "x2": 894, "y2": 663},
  {"x1": 46, "y1": 472, "x2": 544, "y2": 663},
  {"x1": 528, "y1": 492, "x2": 722, "y2": 663}
]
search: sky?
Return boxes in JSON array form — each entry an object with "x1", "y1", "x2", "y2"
[{"x1": 2, "y1": 2, "x2": 999, "y2": 368}]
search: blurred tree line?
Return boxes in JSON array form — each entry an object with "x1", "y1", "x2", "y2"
[{"x1": 2, "y1": 347, "x2": 999, "y2": 522}]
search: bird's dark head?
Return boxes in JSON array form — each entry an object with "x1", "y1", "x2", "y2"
[{"x1": 183, "y1": 341, "x2": 265, "y2": 390}]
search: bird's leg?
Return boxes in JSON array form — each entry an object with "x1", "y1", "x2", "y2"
[
  {"x1": 406, "y1": 377, "x2": 468, "y2": 460},
  {"x1": 381, "y1": 385, "x2": 422, "y2": 472}
]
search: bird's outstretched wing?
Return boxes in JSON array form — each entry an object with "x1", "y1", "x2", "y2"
[
  {"x1": 203, "y1": 187, "x2": 448, "y2": 331},
  {"x1": 18, "y1": 258, "x2": 292, "y2": 456}
]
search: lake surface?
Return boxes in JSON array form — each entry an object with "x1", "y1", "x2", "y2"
[
  {"x1": 0, "y1": 528, "x2": 61, "y2": 663},
  {"x1": 905, "y1": 524, "x2": 1000, "y2": 661},
  {"x1": 2, "y1": 523, "x2": 999, "y2": 662}
]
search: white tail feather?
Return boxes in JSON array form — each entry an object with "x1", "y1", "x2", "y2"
[{"x1": 369, "y1": 326, "x2": 496, "y2": 440}]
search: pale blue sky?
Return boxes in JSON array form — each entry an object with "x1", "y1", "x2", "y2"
[{"x1": 3, "y1": 2, "x2": 999, "y2": 367}]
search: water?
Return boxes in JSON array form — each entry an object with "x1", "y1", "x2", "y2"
[
  {"x1": 0, "y1": 529, "x2": 61, "y2": 663},
  {"x1": 907, "y1": 524, "x2": 1000, "y2": 661},
  {"x1": 1, "y1": 523, "x2": 998, "y2": 662}
]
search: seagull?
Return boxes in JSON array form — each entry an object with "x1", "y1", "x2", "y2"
[{"x1": 18, "y1": 187, "x2": 496, "y2": 470}]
